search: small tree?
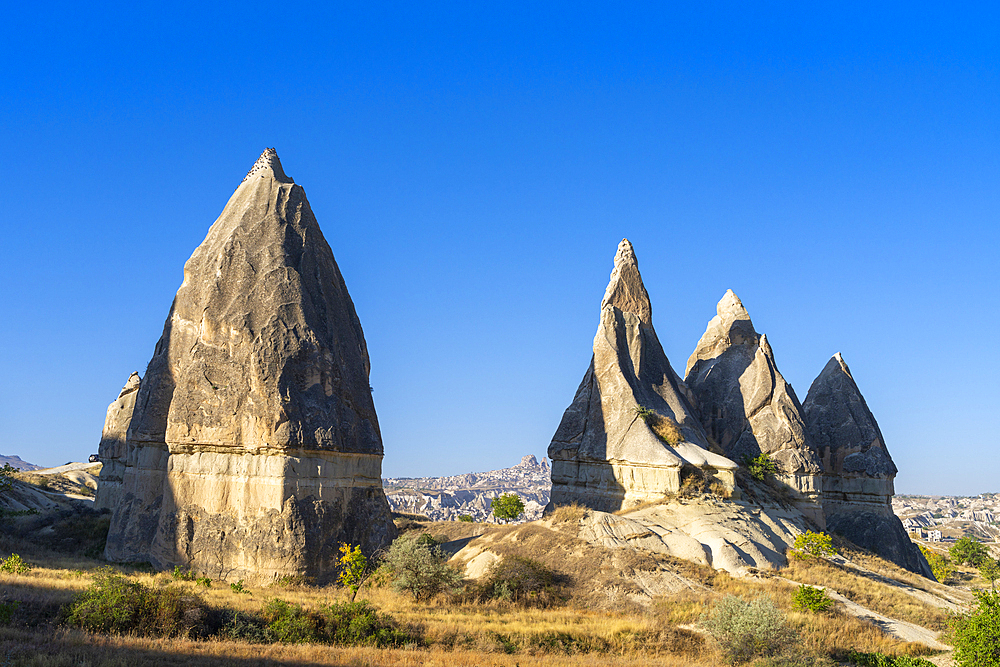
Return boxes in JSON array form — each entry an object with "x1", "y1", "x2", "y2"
[
  {"x1": 383, "y1": 536, "x2": 463, "y2": 601},
  {"x1": 701, "y1": 595, "x2": 793, "y2": 664},
  {"x1": 490, "y1": 493, "x2": 525, "y2": 524},
  {"x1": 744, "y1": 452, "x2": 778, "y2": 481},
  {"x1": 919, "y1": 544, "x2": 954, "y2": 583},
  {"x1": 951, "y1": 537, "x2": 989, "y2": 567},
  {"x1": 980, "y1": 558, "x2": 1000, "y2": 592},
  {"x1": 337, "y1": 543, "x2": 372, "y2": 602},
  {"x1": 951, "y1": 590, "x2": 1000, "y2": 667},
  {"x1": 792, "y1": 585, "x2": 833, "y2": 613},
  {"x1": 0, "y1": 464, "x2": 17, "y2": 494},
  {"x1": 793, "y1": 531, "x2": 836, "y2": 558}
]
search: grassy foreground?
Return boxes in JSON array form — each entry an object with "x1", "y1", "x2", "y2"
[{"x1": 0, "y1": 508, "x2": 954, "y2": 667}]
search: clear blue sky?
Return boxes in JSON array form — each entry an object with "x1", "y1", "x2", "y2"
[{"x1": 1, "y1": 3, "x2": 997, "y2": 495}]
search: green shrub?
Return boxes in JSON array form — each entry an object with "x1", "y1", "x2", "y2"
[
  {"x1": 744, "y1": 452, "x2": 779, "y2": 481},
  {"x1": 66, "y1": 567, "x2": 205, "y2": 637},
  {"x1": 230, "y1": 579, "x2": 251, "y2": 595},
  {"x1": 918, "y1": 545, "x2": 953, "y2": 583},
  {"x1": 951, "y1": 590, "x2": 1000, "y2": 667},
  {"x1": 172, "y1": 566, "x2": 195, "y2": 581},
  {"x1": 491, "y1": 493, "x2": 525, "y2": 523},
  {"x1": 195, "y1": 576, "x2": 212, "y2": 588},
  {"x1": 951, "y1": 536, "x2": 989, "y2": 567},
  {"x1": 792, "y1": 531, "x2": 836, "y2": 558},
  {"x1": 458, "y1": 514, "x2": 474, "y2": 522},
  {"x1": 319, "y1": 601, "x2": 412, "y2": 647},
  {"x1": 218, "y1": 610, "x2": 274, "y2": 643},
  {"x1": 0, "y1": 463, "x2": 17, "y2": 494},
  {"x1": 792, "y1": 585, "x2": 833, "y2": 613},
  {"x1": 261, "y1": 598, "x2": 318, "y2": 644},
  {"x1": 980, "y1": 558, "x2": 1000, "y2": 591},
  {"x1": 847, "y1": 650, "x2": 935, "y2": 666},
  {"x1": 701, "y1": 595, "x2": 793, "y2": 664},
  {"x1": 0, "y1": 553, "x2": 32, "y2": 575},
  {"x1": 0, "y1": 601, "x2": 18, "y2": 625},
  {"x1": 384, "y1": 535, "x2": 464, "y2": 601},
  {"x1": 475, "y1": 556, "x2": 559, "y2": 606}
]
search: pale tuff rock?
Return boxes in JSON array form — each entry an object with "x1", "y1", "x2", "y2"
[
  {"x1": 104, "y1": 149, "x2": 396, "y2": 584},
  {"x1": 804, "y1": 354, "x2": 932, "y2": 578},
  {"x1": 547, "y1": 240, "x2": 737, "y2": 512},
  {"x1": 685, "y1": 290, "x2": 824, "y2": 525},
  {"x1": 94, "y1": 372, "x2": 140, "y2": 511}
]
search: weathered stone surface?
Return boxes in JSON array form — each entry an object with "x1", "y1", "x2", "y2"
[
  {"x1": 803, "y1": 353, "x2": 932, "y2": 578},
  {"x1": 685, "y1": 290, "x2": 824, "y2": 525},
  {"x1": 94, "y1": 372, "x2": 140, "y2": 511},
  {"x1": 105, "y1": 149, "x2": 396, "y2": 583},
  {"x1": 547, "y1": 240, "x2": 737, "y2": 512}
]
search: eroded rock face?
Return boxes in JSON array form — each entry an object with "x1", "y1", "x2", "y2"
[
  {"x1": 803, "y1": 353, "x2": 932, "y2": 578},
  {"x1": 94, "y1": 372, "x2": 141, "y2": 511},
  {"x1": 104, "y1": 149, "x2": 396, "y2": 583},
  {"x1": 685, "y1": 290, "x2": 824, "y2": 526},
  {"x1": 547, "y1": 240, "x2": 736, "y2": 512}
]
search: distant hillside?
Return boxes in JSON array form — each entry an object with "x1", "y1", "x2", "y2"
[
  {"x1": 383, "y1": 455, "x2": 550, "y2": 522},
  {"x1": 0, "y1": 454, "x2": 41, "y2": 471}
]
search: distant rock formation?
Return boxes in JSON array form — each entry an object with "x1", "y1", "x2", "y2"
[
  {"x1": 104, "y1": 148, "x2": 396, "y2": 584},
  {"x1": 94, "y1": 372, "x2": 140, "y2": 511},
  {"x1": 383, "y1": 455, "x2": 551, "y2": 522},
  {"x1": 804, "y1": 353, "x2": 933, "y2": 578},
  {"x1": 0, "y1": 455, "x2": 41, "y2": 472},
  {"x1": 685, "y1": 290, "x2": 824, "y2": 525},
  {"x1": 547, "y1": 240, "x2": 737, "y2": 512}
]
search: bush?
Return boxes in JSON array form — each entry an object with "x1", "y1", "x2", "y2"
[
  {"x1": 792, "y1": 531, "x2": 836, "y2": 558},
  {"x1": 0, "y1": 601, "x2": 18, "y2": 625},
  {"x1": 218, "y1": 610, "x2": 274, "y2": 643},
  {"x1": 319, "y1": 601, "x2": 412, "y2": 647},
  {"x1": 792, "y1": 585, "x2": 833, "y2": 613},
  {"x1": 66, "y1": 567, "x2": 205, "y2": 637},
  {"x1": 980, "y1": 558, "x2": 1000, "y2": 591},
  {"x1": 491, "y1": 493, "x2": 525, "y2": 523},
  {"x1": 196, "y1": 576, "x2": 212, "y2": 587},
  {"x1": 0, "y1": 553, "x2": 32, "y2": 575},
  {"x1": 230, "y1": 579, "x2": 251, "y2": 594},
  {"x1": 951, "y1": 590, "x2": 1000, "y2": 667},
  {"x1": 0, "y1": 463, "x2": 16, "y2": 494},
  {"x1": 701, "y1": 595, "x2": 793, "y2": 664},
  {"x1": 635, "y1": 406, "x2": 684, "y2": 445},
  {"x1": 847, "y1": 652, "x2": 935, "y2": 666},
  {"x1": 951, "y1": 536, "x2": 989, "y2": 567},
  {"x1": 549, "y1": 503, "x2": 589, "y2": 523},
  {"x1": 384, "y1": 535, "x2": 464, "y2": 601},
  {"x1": 458, "y1": 514, "x2": 474, "y2": 522},
  {"x1": 261, "y1": 598, "x2": 318, "y2": 643},
  {"x1": 475, "y1": 556, "x2": 559, "y2": 606},
  {"x1": 744, "y1": 452, "x2": 779, "y2": 481},
  {"x1": 172, "y1": 566, "x2": 195, "y2": 581},
  {"x1": 918, "y1": 545, "x2": 953, "y2": 583}
]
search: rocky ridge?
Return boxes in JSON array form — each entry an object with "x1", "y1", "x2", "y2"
[{"x1": 383, "y1": 455, "x2": 550, "y2": 522}]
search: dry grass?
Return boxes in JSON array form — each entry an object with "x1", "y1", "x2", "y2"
[
  {"x1": 645, "y1": 412, "x2": 684, "y2": 446},
  {"x1": 548, "y1": 503, "x2": 590, "y2": 524}
]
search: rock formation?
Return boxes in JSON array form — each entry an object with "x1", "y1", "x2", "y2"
[
  {"x1": 684, "y1": 290, "x2": 824, "y2": 525},
  {"x1": 104, "y1": 148, "x2": 396, "y2": 583},
  {"x1": 547, "y1": 240, "x2": 737, "y2": 512},
  {"x1": 94, "y1": 372, "x2": 141, "y2": 511},
  {"x1": 804, "y1": 353, "x2": 933, "y2": 578}
]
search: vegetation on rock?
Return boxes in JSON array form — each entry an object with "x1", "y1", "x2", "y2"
[
  {"x1": 792, "y1": 531, "x2": 836, "y2": 558},
  {"x1": 634, "y1": 406, "x2": 685, "y2": 445},
  {"x1": 744, "y1": 452, "x2": 779, "y2": 481}
]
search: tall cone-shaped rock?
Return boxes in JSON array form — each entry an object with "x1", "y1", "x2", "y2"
[
  {"x1": 685, "y1": 290, "x2": 824, "y2": 526},
  {"x1": 804, "y1": 354, "x2": 932, "y2": 577},
  {"x1": 547, "y1": 240, "x2": 737, "y2": 512},
  {"x1": 104, "y1": 149, "x2": 396, "y2": 583},
  {"x1": 94, "y1": 372, "x2": 141, "y2": 511}
]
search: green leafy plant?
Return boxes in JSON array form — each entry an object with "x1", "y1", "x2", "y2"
[
  {"x1": 980, "y1": 558, "x2": 1000, "y2": 592},
  {"x1": 792, "y1": 531, "x2": 836, "y2": 558},
  {"x1": 918, "y1": 545, "x2": 953, "y2": 583},
  {"x1": 458, "y1": 514, "x2": 474, "y2": 523},
  {"x1": 0, "y1": 553, "x2": 31, "y2": 575},
  {"x1": 847, "y1": 651, "x2": 935, "y2": 666},
  {"x1": 951, "y1": 536, "x2": 989, "y2": 567},
  {"x1": 195, "y1": 576, "x2": 212, "y2": 588},
  {"x1": 792, "y1": 585, "x2": 833, "y2": 613},
  {"x1": 701, "y1": 595, "x2": 794, "y2": 665},
  {"x1": 744, "y1": 452, "x2": 779, "y2": 481},
  {"x1": 66, "y1": 567, "x2": 205, "y2": 637},
  {"x1": 950, "y1": 590, "x2": 1000, "y2": 667},
  {"x1": 318, "y1": 600, "x2": 412, "y2": 647},
  {"x1": 171, "y1": 566, "x2": 195, "y2": 581},
  {"x1": 261, "y1": 598, "x2": 318, "y2": 644},
  {"x1": 491, "y1": 493, "x2": 525, "y2": 523},
  {"x1": 474, "y1": 556, "x2": 559, "y2": 607},
  {"x1": 0, "y1": 601, "x2": 19, "y2": 625},
  {"x1": 383, "y1": 535, "x2": 463, "y2": 601},
  {"x1": 230, "y1": 579, "x2": 251, "y2": 595},
  {"x1": 0, "y1": 463, "x2": 17, "y2": 494}
]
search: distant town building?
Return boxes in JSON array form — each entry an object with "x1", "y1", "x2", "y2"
[{"x1": 928, "y1": 530, "x2": 942, "y2": 542}]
